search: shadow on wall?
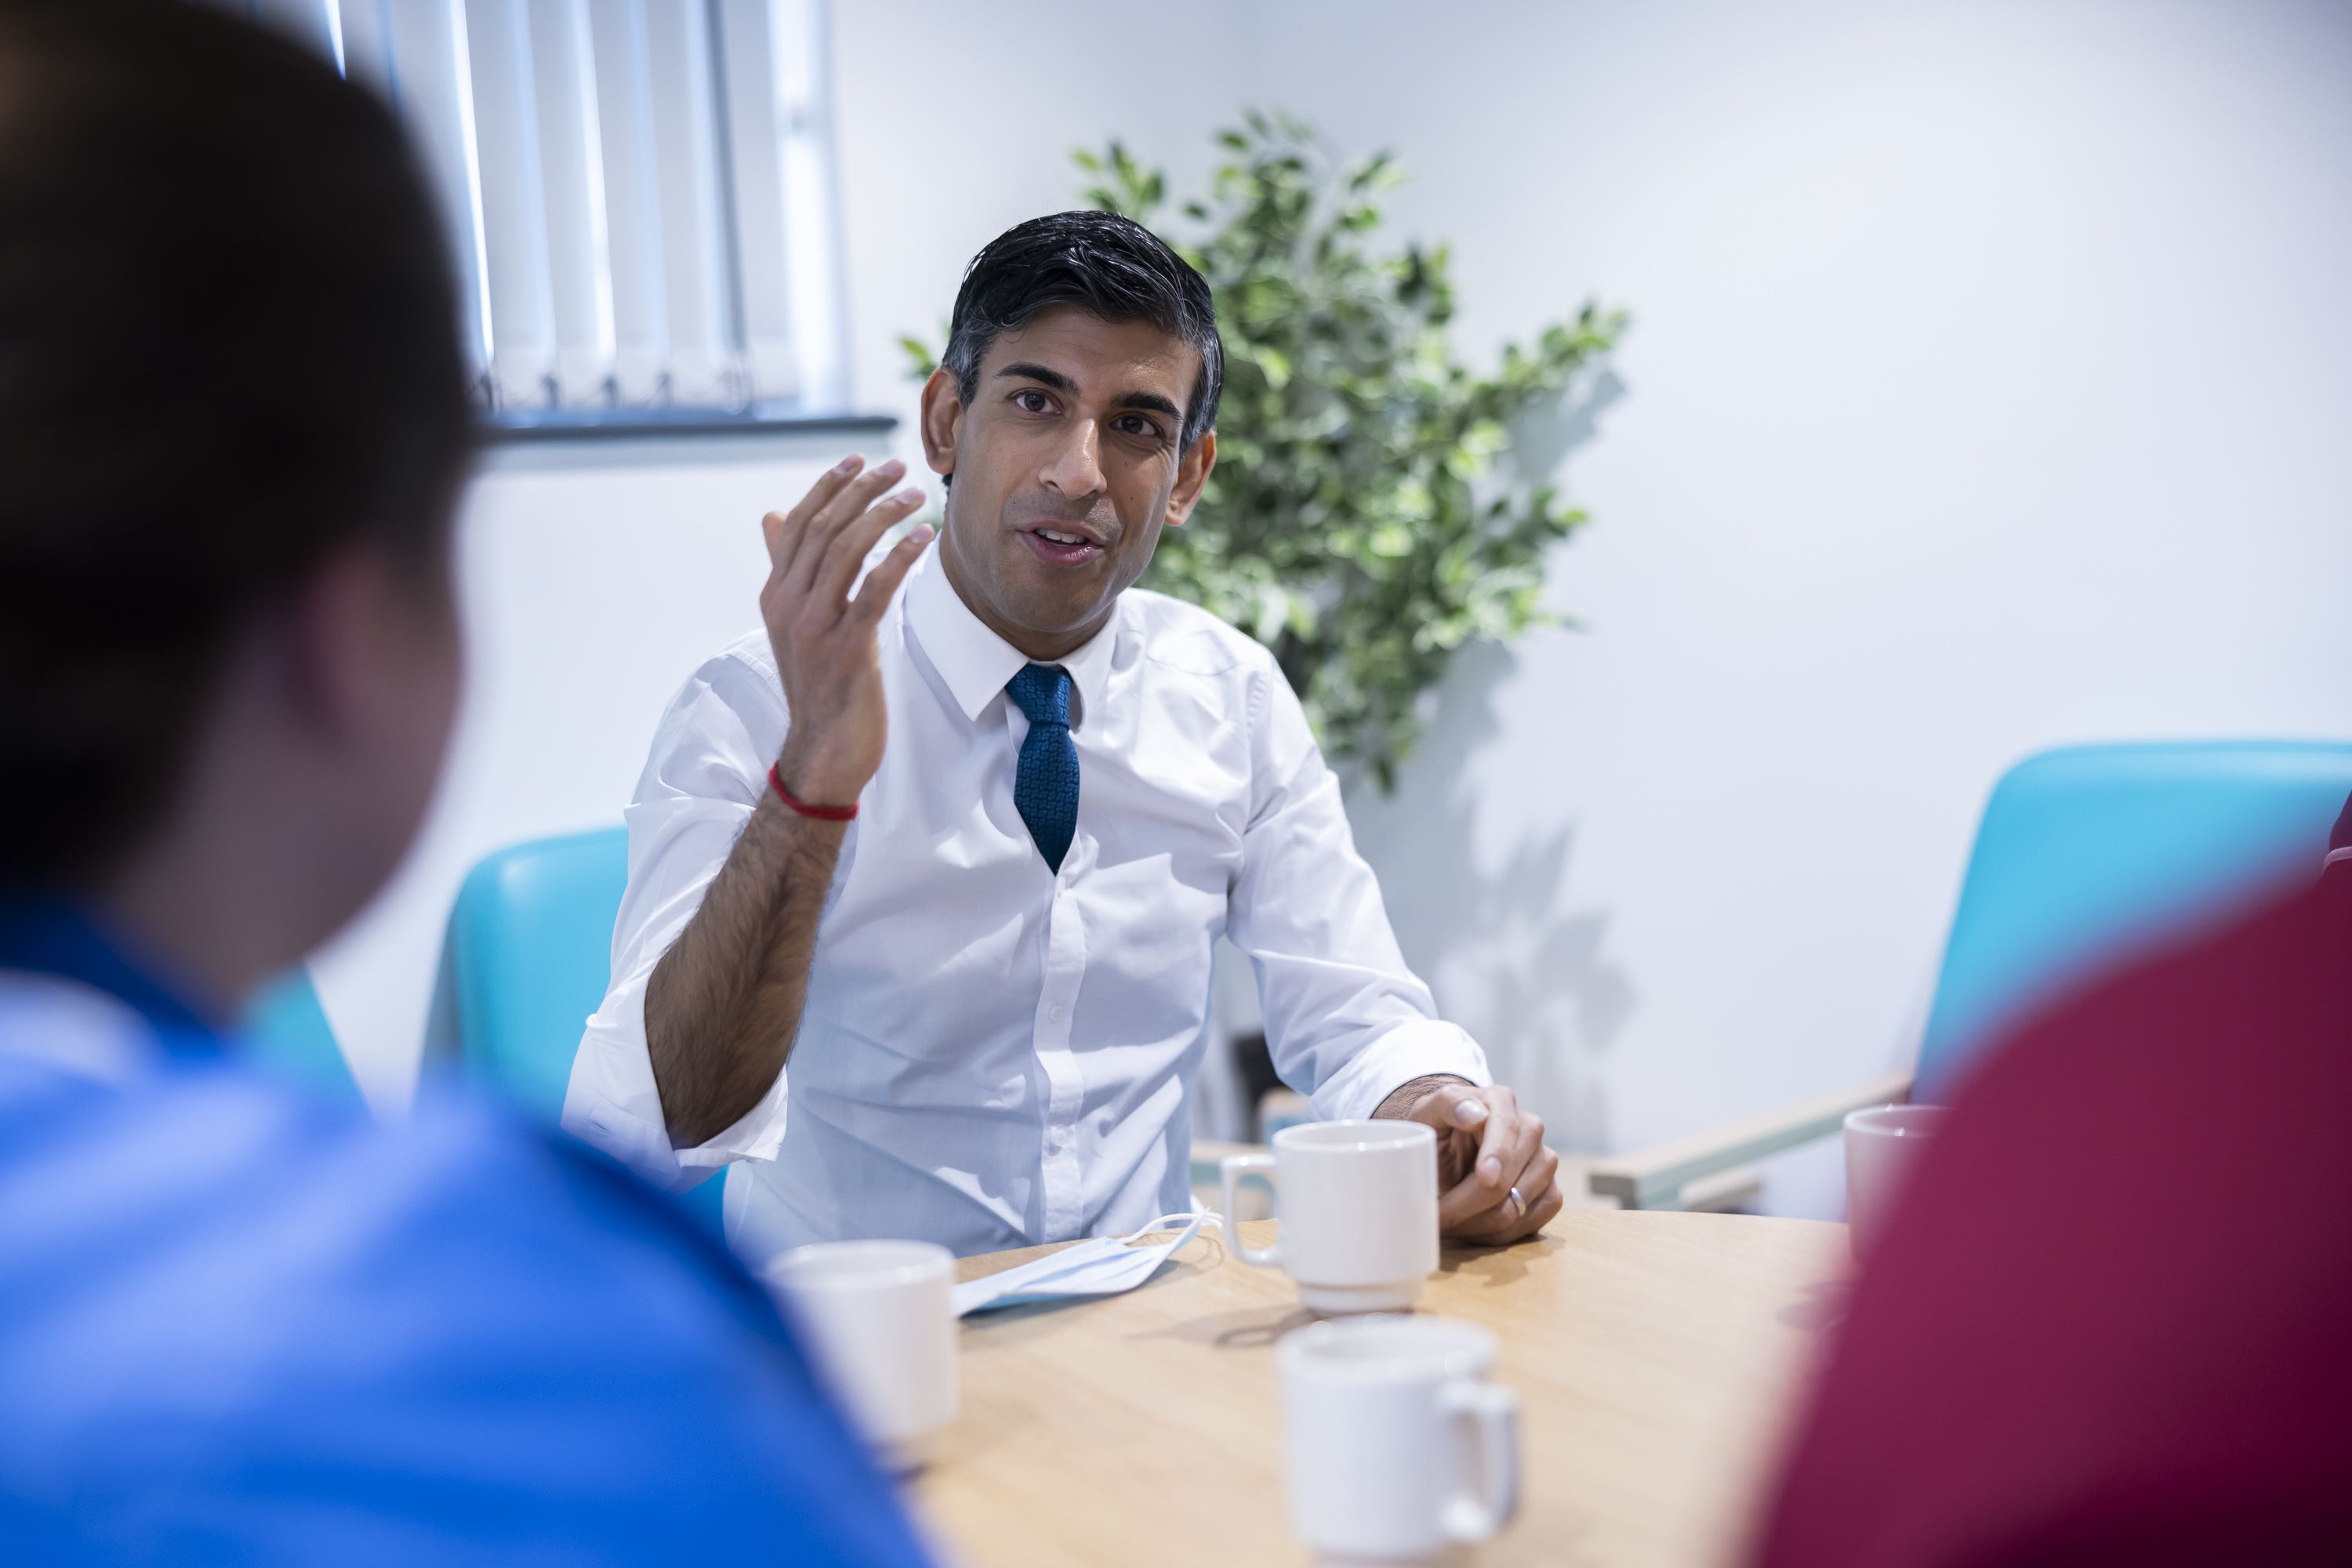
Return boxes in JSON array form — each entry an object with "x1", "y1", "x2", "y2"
[
  {"x1": 1509, "y1": 365, "x2": 1626, "y2": 485},
  {"x1": 1344, "y1": 366, "x2": 1637, "y2": 1152},
  {"x1": 1345, "y1": 637, "x2": 1639, "y2": 1157}
]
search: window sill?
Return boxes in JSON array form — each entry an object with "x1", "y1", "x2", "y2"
[{"x1": 480, "y1": 403, "x2": 898, "y2": 444}]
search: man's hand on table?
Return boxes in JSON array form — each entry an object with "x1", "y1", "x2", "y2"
[{"x1": 1374, "y1": 1076, "x2": 1564, "y2": 1244}]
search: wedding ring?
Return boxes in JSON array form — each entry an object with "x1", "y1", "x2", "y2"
[{"x1": 1505, "y1": 1185, "x2": 1526, "y2": 1220}]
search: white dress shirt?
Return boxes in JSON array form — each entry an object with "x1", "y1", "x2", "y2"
[{"x1": 563, "y1": 549, "x2": 1487, "y2": 1262}]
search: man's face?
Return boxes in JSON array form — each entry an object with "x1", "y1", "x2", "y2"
[{"x1": 920, "y1": 305, "x2": 1215, "y2": 658}]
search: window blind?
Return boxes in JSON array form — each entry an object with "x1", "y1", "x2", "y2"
[{"x1": 220, "y1": 0, "x2": 848, "y2": 417}]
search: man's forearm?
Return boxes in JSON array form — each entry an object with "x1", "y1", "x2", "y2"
[
  {"x1": 645, "y1": 789, "x2": 846, "y2": 1149},
  {"x1": 644, "y1": 449, "x2": 928, "y2": 1150}
]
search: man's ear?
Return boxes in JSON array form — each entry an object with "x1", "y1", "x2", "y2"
[
  {"x1": 918, "y1": 366, "x2": 962, "y2": 479},
  {"x1": 1164, "y1": 430, "x2": 1216, "y2": 528}
]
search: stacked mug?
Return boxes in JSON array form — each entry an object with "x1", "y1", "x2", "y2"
[{"x1": 1225, "y1": 1120, "x2": 1523, "y2": 1565}]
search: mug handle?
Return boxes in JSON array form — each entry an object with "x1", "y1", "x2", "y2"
[
  {"x1": 1218, "y1": 1152, "x2": 1283, "y2": 1267},
  {"x1": 1439, "y1": 1379, "x2": 1521, "y2": 1544}
]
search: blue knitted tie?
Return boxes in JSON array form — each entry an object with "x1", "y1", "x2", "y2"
[{"x1": 1007, "y1": 663, "x2": 1079, "y2": 873}]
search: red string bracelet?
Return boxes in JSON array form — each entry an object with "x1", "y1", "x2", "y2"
[{"x1": 768, "y1": 762, "x2": 858, "y2": 822}]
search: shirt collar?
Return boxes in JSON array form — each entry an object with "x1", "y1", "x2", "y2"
[
  {"x1": 0, "y1": 895, "x2": 224, "y2": 1056},
  {"x1": 906, "y1": 548, "x2": 1118, "y2": 728}
]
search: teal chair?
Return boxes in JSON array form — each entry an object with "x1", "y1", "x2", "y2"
[
  {"x1": 448, "y1": 826, "x2": 727, "y2": 1232},
  {"x1": 1588, "y1": 740, "x2": 2352, "y2": 1209},
  {"x1": 241, "y1": 967, "x2": 363, "y2": 1105},
  {"x1": 1913, "y1": 741, "x2": 2352, "y2": 1098}
]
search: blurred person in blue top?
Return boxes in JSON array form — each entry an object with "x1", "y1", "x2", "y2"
[{"x1": 0, "y1": 3, "x2": 935, "y2": 1564}]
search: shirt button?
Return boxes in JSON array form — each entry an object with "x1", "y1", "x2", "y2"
[
  {"x1": 1047, "y1": 1125, "x2": 1069, "y2": 1149},
  {"x1": 1049, "y1": 1004, "x2": 1067, "y2": 1023}
]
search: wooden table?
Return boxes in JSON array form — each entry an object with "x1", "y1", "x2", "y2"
[{"x1": 912, "y1": 1210, "x2": 1849, "y2": 1568}]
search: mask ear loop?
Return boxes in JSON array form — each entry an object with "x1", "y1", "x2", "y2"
[{"x1": 1120, "y1": 1207, "x2": 1221, "y2": 1247}]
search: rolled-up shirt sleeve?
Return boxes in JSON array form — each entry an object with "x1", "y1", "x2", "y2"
[
  {"x1": 561, "y1": 641, "x2": 800, "y2": 1192},
  {"x1": 1225, "y1": 657, "x2": 1490, "y2": 1123}
]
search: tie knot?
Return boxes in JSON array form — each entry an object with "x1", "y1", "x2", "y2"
[{"x1": 1007, "y1": 663, "x2": 1073, "y2": 727}]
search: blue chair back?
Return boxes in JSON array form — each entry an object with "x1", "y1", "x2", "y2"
[
  {"x1": 448, "y1": 826, "x2": 726, "y2": 1231},
  {"x1": 241, "y1": 967, "x2": 362, "y2": 1105},
  {"x1": 450, "y1": 827, "x2": 631, "y2": 1121},
  {"x1": 1916, "y1": 740, "x2": 2352, "y2": 1099}
]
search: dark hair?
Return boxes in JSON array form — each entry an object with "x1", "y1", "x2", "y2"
[
  {"x1": 0, "y1": 0, "x2": 471, "y2": 890},
  {"x1": 942, "y1": 211, "x2": 1223, "y2": 451}
]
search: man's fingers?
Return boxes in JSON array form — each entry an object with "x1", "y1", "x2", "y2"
[
  {"x1": 1511, "y1": 1142, "x2": 1559, "y2": 1210},
  {"x1": 1470, "y1": 1088, "x2": 1519, "y2": 1189},
  {"x1": 1425, "y1": 1087, "x2": 1514, "y2": 1228},
  {"x1": 850, "y1": 525, "x2": 935, "y2": 622},
  {"x1": 775, "y1": 454, "x2": 896, "y2": 586},
  {"x1": 813, "y1": 487, "x2": 927, "y2": 613},
  {"x1": 1450, "y1": 1154, "x2": 1565, "y2": 1244},
  {"x1": 1500, "y1": 1112, "x2": 1548, "y2": 1192},
  {"x1": 1437, "y1": 1177, "x2": 1498, "y2": 1231},
  {"x1": 1442, "y1": 1091, "x2": 1489, "y2": 1131},
  {"x1": 1414, "y1": 1083, "x2": 1559, "y2": 1243},
  {"x1": 1515, "y1": 1181, "x2": 1568, "y2": 1240},
  {"x1": 770, "y1": 454, "x2": 866, "y2": 575},
  {"x1": 1438, "y1": 1158, "x2": 1512, "y2": 1230},
  {"x1": 790, "y1": 459, "x2": 907, "y2": 594}
]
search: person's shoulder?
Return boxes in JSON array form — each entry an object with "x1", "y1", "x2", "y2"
[
  {"x1": 310, "y1": 1082, "x2": 788, "y2": 1356},
  {"x1": 1755, "y1": 880, "x2": 2352, "y2": 1568},
  {"x1": 1878, "y1": 875, "x2": 2352, "y2": 1279},
  {"x1": 1956, "y1": 875, "x2": 2350, "y2": 1116},
  {"x1": 0, "y1": 1062, "x2": 771, "y2": 1361},
  {"x1": 0, "y1": 1062, "x2": 931, "y2": 1562},
  {"x1": 1122, "y1": 586, "x2": 1279, "y2": 683}
]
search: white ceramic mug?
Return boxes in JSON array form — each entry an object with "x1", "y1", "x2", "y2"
[
  {"x1": 1844, "y1": 1104, "x2": 1951, "y2": 1258},
  {"x1": 1221, "y1": 1120, "x2": 1439, "y2": 1313},
  {"x1": 765, "y1": 1239, "x2": 957, "y2": 1472},
  {"x1": 1279, "y1": 1315, "x2": 1521, "y2": 1566}
]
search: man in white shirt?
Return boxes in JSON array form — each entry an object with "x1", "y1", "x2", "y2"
[{"x1": 565, "y1": 212, "x2": 1564, "y2": 1261}]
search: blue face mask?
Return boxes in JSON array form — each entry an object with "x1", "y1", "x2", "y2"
[{"x1": 950, "y1": 1210, "x2": 1216, "y2": 1316}]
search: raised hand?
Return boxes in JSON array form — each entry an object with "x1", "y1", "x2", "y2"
[
  {"x1": 759, "y1": 454, "x2": 933, "y2": 806},
  {"x1": 643, "y1": 456, "x2": 931, "y2": 1148}
]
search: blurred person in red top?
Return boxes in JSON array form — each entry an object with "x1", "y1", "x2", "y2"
[{"x1": 1750, "y1": 808, "x2": 2352, "y2": 1567}]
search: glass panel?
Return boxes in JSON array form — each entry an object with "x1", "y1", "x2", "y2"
[
  {"x1": 526, "y1": 0, "x2": 619, "y2": 404},
  {"x1": 584, "y1": 0, "x2": 673, "y2": 404},
  {"x1": 713, "y1": 0, "x2": 796, "y2": 401},
  {"x1": 465, "y1": 0, "x2": 559, "y2": 408},
  {"x1": 637, "y1": 0, "x2": 746, "y2": 407}
]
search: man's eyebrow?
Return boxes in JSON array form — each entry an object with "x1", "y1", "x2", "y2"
[
  {"x1": 1112, "y1": 390, "x2": 1183, "y2": 422},
  {"x1": 993, "y1": 361, "x2": 1075, "y2": 392}
]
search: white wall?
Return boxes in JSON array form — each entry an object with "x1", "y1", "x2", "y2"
[
  {"x1": 319, "y1": 2, "x2": 2352, "y2": 1220},
  {"x1": 825, "y1": 0, "x2": 1246, "y2": 437},
  {"x1": 1245, "y1": 0, "x2": 2352, "y2": 1211}
]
